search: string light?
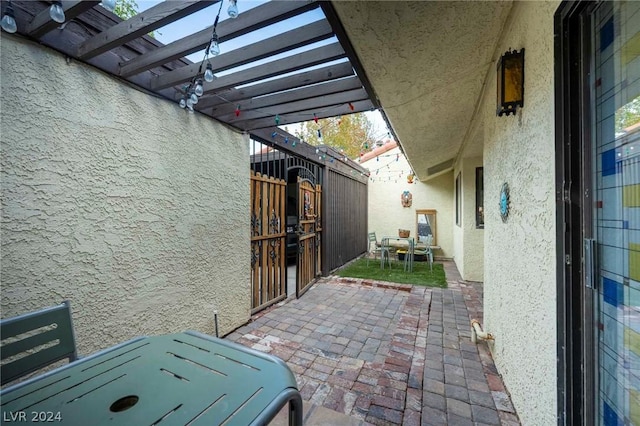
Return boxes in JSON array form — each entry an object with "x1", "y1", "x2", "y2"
[
  {"x1": 178, "y1": 1, "x2": 241, "y2": 112},
  {"x1": 204, "y1": 63, "x2": 215, "y2": 82},
  {"x1": 227, "y1": 0, "x2": 238, "y2": 18},
  {"x1": 1, "y1": 1, "x2": 17, "y2": 34},
  {"x1": 275, "y1": 114, "x2": 280, "y2": 125},
  {"x1": 49, "y1": 1, "x2": 65, "y2": 24},
  {"x1": 314, "y1": 113, "x2": 318, "y2": 123}
]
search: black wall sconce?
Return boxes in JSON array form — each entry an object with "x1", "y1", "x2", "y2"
[{"x1": 496, "y1": 48, "x2": 524, "y2": 116}]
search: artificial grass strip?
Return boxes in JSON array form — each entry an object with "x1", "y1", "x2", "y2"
[{"x1": 336, "y1": 258, "x2": 447, "y2": 288}]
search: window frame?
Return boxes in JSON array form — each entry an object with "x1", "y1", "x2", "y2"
[
  {"x1": 415, "y1": 209, "x2": 437, "y2": 246},
  {"x1": 455, "y1": 173, "x2": 461, "y2": 226},
  {"x1": 476, "y1": 167, "x2": 484, "y2": 229}
]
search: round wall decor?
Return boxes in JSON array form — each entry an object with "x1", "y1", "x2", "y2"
[{"x1": 499, "y1": 182, "x2": 510, "y2": 222}]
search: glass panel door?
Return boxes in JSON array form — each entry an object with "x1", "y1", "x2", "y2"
[{"x1": 593, "y1": 2, "x2": 640, "y2": 424}]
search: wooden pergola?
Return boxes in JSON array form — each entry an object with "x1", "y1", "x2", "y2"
[{"x1": 3, "y1": 0, "x2": 382, "y2": 134}]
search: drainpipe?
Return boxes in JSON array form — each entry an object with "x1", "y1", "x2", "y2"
[{"x1": 470, "y1": 319, "x2": 494, "y2": 343}]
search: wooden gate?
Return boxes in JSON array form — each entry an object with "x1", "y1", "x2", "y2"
[
  {"x1": 250, "y1": 171, "x2": 286, "y2": 313},
  {"x1": 297, "y1": 178, "x2": 322, "y2": 297}
]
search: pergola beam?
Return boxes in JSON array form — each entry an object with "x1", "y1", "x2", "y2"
[
  {"x1": 151, "y1": 19, "x2": 334, "y2": 91},
  {"x1": 237, "y1": 99, "x2": 375, "y2": 131},
  {"x1": 199, "y1": 42, "x2": 346, "y2": 96},
  {"x1": 215, "y1": 87, "x2": 369, "y2": 123},
  {"x1": 119, "y1": 0, "x2": 320, "y2": 78},
  {"x1": 77, "y1": 0, "x2": 215, "y2": 60},
  {"x1": 197, "y1": 62, "x2": 355, "y2": 110},
  {"x1": 209, "y1": 76, "x2": 362, "y2": 117},
  {"x1": 27, "y1": 1, "x2": 101, "y2": 38}
]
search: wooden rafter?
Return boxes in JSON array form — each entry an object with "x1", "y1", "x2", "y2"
[
  {"x1": 76, "y1": 0, "x2": 215, "y2": 60},
  {"x1": 27, "y1": 1, "x2": 100, "y2": 38},
  {"x1": 151, "y1": 19, "x2": 334, "y2": 91},
  {"x1": 119, "y1": 0, "x2": 320, "y2": 78},
  {"x1": 196, "y1": 62, "x2": 356, "y2": 109},
  {"x1": 223, "y1": 88, "x2": 368, "y2": 123},
  {"x1": 236, "y1": 99, "x2": 375, "y2": 131},
  {"x1": 199, "y1": 43, "x2": 345, "y2": 96},
  {"x1": 209, "y1": 76, "x2": 362, "y2": 117}
]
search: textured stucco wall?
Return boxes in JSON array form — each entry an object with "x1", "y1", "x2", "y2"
[
  {"x1": 453, "y1": 156, "x2": 484, "y2": 282},
  {"x1": 481, "y1": 1, "x2": 559, "y2": 424},
  {"x1": 0, "y1": 36, "x2": 251, "y2": 356},
  {"x1": 363, "y1": 147, "x2": 453, "y2": 258}
]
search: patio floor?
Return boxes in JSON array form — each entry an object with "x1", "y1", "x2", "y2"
[{"x1": 226, "y1": 261, "x2": 520, "y2": 426}]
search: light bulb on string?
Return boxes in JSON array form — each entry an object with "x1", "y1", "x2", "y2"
[
  {"x1": 179, "y1": 98, "x2": 187, "y2": 109},
  {"x1": 275, "y1": 115, "x2": 280, "y2": 125},
  {"x1": 284, "y1": 137, "x2": 289, "y2": 144},
  {"x1": 101, "y1": 0, "x2": 116, "y2": 12},
  {"x1": 315, "y1": 148, "x2": 320, "y2": 154},
  {"x1": 1, "y1": 1, "x2": 17, "y2": 34},
  {"x1": 271, "y1": 132, "x2": 277, "y2": 138},
  {"x1": 314, "y1": 113, "x2": 318, "y2": 123},
  {"x1": 190, "y1": 92, "x2": 198, "y2": 105},
  {"x1": 204, "y1": 63, "x2": 215, "y2": 82},
  {"x1": 227, "y1": 0, "x2": 238, "y2": 19},
  {"x1": 194, "y1": 79, "x2": 204, "y2": 97},
  {"x1": 348, "y1": 102, "x2": 355, "y2": 111},
  {"x1": 209, "y1": 33, "x2": 220, "y2": 56},
  {"x1": 49, "y1": 1, "x2": 65, "y2": 23},
  {"x1": 292, "y1": 140, "x2": 297, "y2": 147},
  {"x1": 186, "y1": 98, "x2": 194, "y2": 108},
  {"x1": 317, "y1": 129, "x2": 322, "y2": 139},
  {"x1": 235, "y1": 105, "x2": 241, "y2": 117}
]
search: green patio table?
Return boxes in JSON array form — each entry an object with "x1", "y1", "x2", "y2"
[{"x1": 0, "y1": 331, "x2": 303, "y2": 426}]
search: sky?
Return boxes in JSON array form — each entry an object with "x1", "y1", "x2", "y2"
[{"x1": 132, "y1": 0, "x2": 389, "y2": 138}]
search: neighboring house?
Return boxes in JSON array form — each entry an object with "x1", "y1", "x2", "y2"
[{"x1": 360, "y1": 139, "x2": 455, "y2": 261}]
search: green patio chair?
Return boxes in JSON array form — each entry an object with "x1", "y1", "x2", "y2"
[
  {"x1": 415, "y1": 235, "x2": 434, "y2": 271},
  {"x1": 1, "y1": 300, "x2": 78, "y2": 385},
  {"x1": 367, "y1": 232, "x2": 382, "y2": 266}
]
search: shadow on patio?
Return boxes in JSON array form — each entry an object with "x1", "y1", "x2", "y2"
[{"x1": 226, "y1": 261, "x2": 521, "y2": 426}]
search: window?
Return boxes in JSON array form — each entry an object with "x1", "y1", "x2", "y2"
[
  {"x1": 476, "y1": 167, "x2": 484, "y2": 228},
  {"x1": 455, "y1": 173, "x2": 461, "y2": 226},
  {"x1": 416, "y1": 209, "x2": 437, "y2": 246}
]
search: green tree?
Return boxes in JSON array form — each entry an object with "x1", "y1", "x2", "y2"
[
  {"x1": 113, "y1": 0, "x2": 138, "y2": 20},
  {"x1": 616, "y1": 96, "x2": 640, "y2": 132},
  {"x1": 294, "y1": 113, "x2": 377, "y2": 159},
  {"x1": 112, "y1": 0, "x2": 158, "y2": 38}
]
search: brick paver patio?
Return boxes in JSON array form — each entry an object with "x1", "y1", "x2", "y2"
[{"x1": 226, "y1": 261, "x2": 520, "y2": 425}]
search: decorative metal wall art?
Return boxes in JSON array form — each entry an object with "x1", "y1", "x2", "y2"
[
  {"x1": 499, "y1": 182, "x2": 510, "y2": 222},
  {"x1": 401, "y1": 190, "x2": 413, "y2": 207}
]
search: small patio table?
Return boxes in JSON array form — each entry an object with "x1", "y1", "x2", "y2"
[
  {"x1": 382, "y1": 236, "x2": 416, "y2": 271},
  {"x1": 0, "y1": 331, "x2": 303, "y2": 426}
]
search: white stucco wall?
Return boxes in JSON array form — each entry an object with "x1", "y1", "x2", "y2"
[
  {"x1": 363, "y1": 146, "x2": 453, "y2": 258},
  {"x1": 481, "y1": 1, "x2": 559, "y2": 424},
  {"x1": 453, "y1": 156, "x2": 484, "y2": 282},
  {"x1": 0, "y1": 36, "x2": 251, "y2": 356}
]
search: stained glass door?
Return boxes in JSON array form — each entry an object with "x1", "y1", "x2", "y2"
[{"x1": 592, "y1": 2, "x2": 640, "y2": 423}]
